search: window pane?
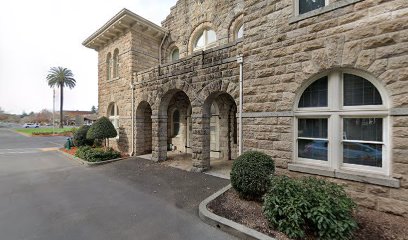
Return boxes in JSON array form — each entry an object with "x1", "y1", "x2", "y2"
[
  {"x1": 343, "y1": 142, "x2": 382, "y2": 167},
  {"x1": 298, "y1": 76, "x2": 328, "y2": 108},
  {"x1": 343, "y1": 118, "x2": 382, "y2": 142},
  {"x1": 195, "y1": 33, "x2": 205, "y2": 48},
  {"x1": 299, "y1": 0, "x2": 326, "y2": 14},
  {"x1": 237, "y1": 25, "x2": 244, "y2": 39},
  {"x1": 298, "y1": 139, "x2": 328, "y2": 161},
  {"x1": 173, "y1": 110, "x2": 180, "y2": 135},
  {"x1": 171, "y1": 49, "x2": 179, "y2": 61},
  {"x1": 207, "y1": 30, "x2": 217, "y2": 44},
  {"x1": 298, "y1": 118, "x2": 328, "y2": 138},
  {"x1": 344, "y1": 74, "x2": 382, "y2": 106}
]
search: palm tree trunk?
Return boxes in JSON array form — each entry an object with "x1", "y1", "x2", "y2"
[{"x1": 59, "y1": 86, "x2": 64, "y2": 128}]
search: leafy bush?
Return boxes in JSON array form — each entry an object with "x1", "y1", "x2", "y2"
[
  {"x1": 230, "y1": 151, "x2": 275, "y2": 200},
  {"x1": 87, "y1": 117, "x2": 117, "y2": 141},
  {"x1": 263, "y1": 176, "x2": 357, "y2": 240},
  {"x1": 75, "y1": 146, "x2": 121, "y2": 162},
  {"x1": 73, "y1": 125, "x2": 93, "y2": 147}
]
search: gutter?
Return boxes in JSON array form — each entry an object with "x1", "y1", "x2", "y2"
[
  {"x1": 237, "y1": 55, "x2": 244, "y2": 155},
  {"x1": 130, "y1": 81, "x2": 135, "y2": 156},
  {"x1": 159, "y1": 32, "x2": 169, "y2": 65}
]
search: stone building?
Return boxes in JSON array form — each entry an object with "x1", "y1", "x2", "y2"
[{"x1": 83, "y1": 0, "x2": 408, "y2": 217}]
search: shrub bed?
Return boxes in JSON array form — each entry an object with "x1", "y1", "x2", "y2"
[
  {"x1": 230, "y1": 151, "x2": 275, "y2": 200},
  {"x1": 263, "y1": 176, "x2": 357, "y2": 240},
  {"x1": 75, "y1": 146, "x2": 121, "y2": 162}
]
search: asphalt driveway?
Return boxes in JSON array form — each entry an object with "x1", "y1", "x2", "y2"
[{"x1": 0, "y1": 129, "x2": 235, "y2": 240}]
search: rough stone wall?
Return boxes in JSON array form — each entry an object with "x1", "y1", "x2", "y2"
[
  {"x1": 98, "y1": 29, "x2": 161, "y2": 153},
  {"x1": 243, "y1": 0, "x2": 408, "y2": 217},
  {"x1": 95, "y1": 0, "x2": 408, "y2": 217},
  {"x1": 161, "y1": 0, "x2": 245, "y2": 61}
]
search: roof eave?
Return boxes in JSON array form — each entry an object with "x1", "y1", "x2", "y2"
[{"x1": 83, "y1": 8, "x2": 167, "y2": 50}]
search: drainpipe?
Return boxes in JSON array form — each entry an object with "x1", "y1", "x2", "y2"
[
  {"x1": 237, "y1": 54, "x2": 244, "y2": 156},
  {"x1": 159, "y1": 32, "x2": 169, "y2": 65},
  {"x1": 130, "y1": 80, "x2": 135, "y2": 156}
]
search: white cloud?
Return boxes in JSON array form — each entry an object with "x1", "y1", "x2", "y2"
[{"x1": 0, "y1": 0, "x2": 175, "y2": 114}]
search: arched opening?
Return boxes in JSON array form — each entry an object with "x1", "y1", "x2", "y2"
[
  {"x1": 106, "y1": 53, "x2": 112, "y2": 80},
  {"x1": 155, "y1": 90, "x2": 192, "y2": 162},
  {"x1": 202, "y1": 92, "x2": 238, "y2": 169},
  {"x1": 135, "y1": 101, "x2": 152, "y2": 156},
  {"x1": 193, "y1": 29, "x2": 217, "y2": 52},
  {"x1": 113, "y1": 49, "x2": 119, "y2": 78},
  {"x1": 170, "y1": 48, "x2": 179, "y2": 62}
]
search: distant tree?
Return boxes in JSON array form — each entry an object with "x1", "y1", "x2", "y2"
[
  {"x1": 87, "y1": 117, "x2": 117, "y2": 149},
  {"x1": 46, "y1": 67, "x2": 76, "y2": 128},
  {"x1": 0, "y1": 107, "x2": 4, "y2": 114},
  {"x1": 29, "y1": 111, "x2": 34, "y2": 116},
  {"x1": 21, "y1": 111, "x2": 28, "y2": 118},
  {"x1": 91, "y1": 105, "x2": 97, "y2": 113}
]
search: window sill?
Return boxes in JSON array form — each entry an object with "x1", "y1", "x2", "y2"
[
  {"x1": 106, "y1": 77, "x2": 120, "y2": 83},
  {"x1": 288, "y1": 163, "x2": 400, "y2": 188},
  {"x1": 289, "y1": 0, "x2": 363, "y2": 24}
]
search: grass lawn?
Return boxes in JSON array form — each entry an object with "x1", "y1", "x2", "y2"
[{"x1": 15, "y1": 127, "x2": 76, "y2": 136}]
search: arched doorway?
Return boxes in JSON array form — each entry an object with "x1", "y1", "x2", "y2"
[
  {"x1": 202, "y1": 92, "x2": 238, "y2": 168},
  {"x1": 135, "y1": 101, "x2": 152, "y2": 156},
  {"x1": 155, "y1": 90, "x2": 192, "y2": 162}
]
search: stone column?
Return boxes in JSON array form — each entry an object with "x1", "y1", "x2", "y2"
[
  {"x1": 191, "y1": 113, "x2": 211, "y2": 172},
  {"x1": 135, "y1": 117, "x2": 145, "y2": 156},
  {"x1": 151, "y1": 115, "x2": 167, "y2": 162}
]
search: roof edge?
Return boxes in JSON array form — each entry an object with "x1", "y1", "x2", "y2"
[{"x1": 82, "y1": 8, "x2": 167, "y2": 49}]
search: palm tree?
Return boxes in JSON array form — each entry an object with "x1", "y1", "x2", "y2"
[{"x1": 46, "y1": 67, "x2": 76, "y2": 128}]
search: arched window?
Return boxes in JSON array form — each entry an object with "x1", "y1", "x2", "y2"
[
  {"x1": 194, "y1": 29, "x2": 217, "y2": 52},
  {"x1": 108, "y1": 103, "x2": 120, "y2": 138},
  {"x1": 106, "y1": 53, "x2": 112, "y2": 80},
  {"x1": 170, "y1": 48, "x2": 179, "y2": 62},
  {"x1": 237, "y1": 24, "x2": 244, "y2": 40},
  {"x1": 172, "y1": 109, "x2": 180, "y2": 136},
  {"x1": 295, "y1": 70, "x2": 389, "y2": 175},
  {"x1": 113, "y1": 49, "x2": 119, "y2": 78}
]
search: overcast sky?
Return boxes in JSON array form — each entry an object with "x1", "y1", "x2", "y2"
[{"x1": 0, "y1": 0, "x2": 175, "y2": 114}]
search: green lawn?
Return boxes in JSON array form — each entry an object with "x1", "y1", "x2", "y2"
[{"x1": 15, "y1": 127, "x2": 76, "y2": 135}]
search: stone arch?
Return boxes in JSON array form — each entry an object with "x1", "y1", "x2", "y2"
[
  {"x1": 188, "y1": 21, "x2": 216, "y2": 54},
  {"x1": 166, "y1": 42, "x2": 180, "y2": 63},
  {"x1": 135, "y1": 101, "x2": 152, "y2": 156},
  {"x1": 198, "y1": 79, "x2": 239, "y2": 116},
  {"x1": 228, "y1": 13, "x2": 244, "y2": 42},
  {"x1": 151, "y1": 79, "x2": 197, "y2": 113},
  {"x1": 152, "y1": 89, "x2": 192, "y2": 162},
  {"x1": 191, "y1": 90, "x2": 238, "y2": 171}
]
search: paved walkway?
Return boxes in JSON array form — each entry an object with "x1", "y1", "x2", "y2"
[{"x1": 0, "y1": 129, "x2": 235, "y2": 240}]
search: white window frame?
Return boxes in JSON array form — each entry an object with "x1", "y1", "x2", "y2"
[
  {"x1": 193, "y1": 29, "x2": 217, "y2": 52},
  {"x1": 294, "y1": 70, "x2": 390, "y2": 176},
  {"x1": 294, "y1": 0, "x2": 329, "y2": 16},
  {"x1": 113, "y1": 49, "x2": 119, "y2": 79},
  {"x1": 170, "y1": 48, "x2": 180, "y2": 62},
  {"x1": 236, "y1": 24, "x2": 244, "y2": 40},
  {"x1": 108, "y1": 103, "x2": 120, "y2": 140}
]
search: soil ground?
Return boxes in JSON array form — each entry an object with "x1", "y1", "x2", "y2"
[{"x1": 208, "y1": 188, "x2": 408, "y2": 240}]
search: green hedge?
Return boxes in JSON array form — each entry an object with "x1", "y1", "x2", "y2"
[
  {"x1": 230, "y1": 151, "x2": 275, "y2": 200},
  {"x1": 73, "y1": 125, "x2": 93, "y2": 147},
  {"x1": 75, "y1": 146, "x2": 121, "y2": 162},
  {"x1": 263, "y1": 176, "x2": 357, "y2": 240}
]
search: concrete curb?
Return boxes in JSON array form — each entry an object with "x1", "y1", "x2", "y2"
[
  {"x1": 58, "y1": 149, "x2": 129, "y2": 167},
  {"x1": 199, "y1": 185, "x2": 276, "y2": 240}
]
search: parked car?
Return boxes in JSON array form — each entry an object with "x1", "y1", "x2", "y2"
[{"x1": 23, "y1": 123, "x2": 40, "y2": 128}]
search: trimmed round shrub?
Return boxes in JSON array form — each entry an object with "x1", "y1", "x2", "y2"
[
  {"x1": 73, "y1": 125, "x2": 93, "y2": 147},
  {"x1": 75, "y1": 146, "x2": 121, "y2": 162},
  {"x1": 87, "y1": 116, "x2": 117, "y2": 140},
  {"x1": 263, "y1": 176, "x2": 357, "y2": 240},
  {"x1": 230, "y1": 151, "x2": 275, "y2": 199}
]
